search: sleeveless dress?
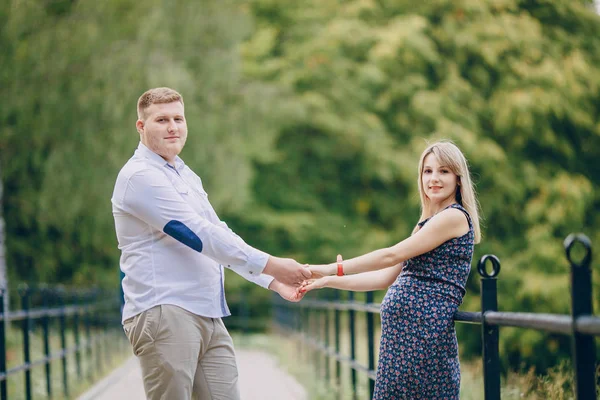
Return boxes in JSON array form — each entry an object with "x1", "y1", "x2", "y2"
[{"x1": 373, "y1": 203, "x2": 474, "y2": 399}]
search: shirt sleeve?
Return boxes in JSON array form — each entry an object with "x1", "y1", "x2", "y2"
[
  {"x1": 224, "y1": 265, "x2": 275, "y2": 289},
  {"x1": 204, "y1": 189, "x2": 274, "y2": 288},
  {"x1": 118, "y1": 168, "x2": 269, "y2": 276},
  {"x1": 214, "y1": 215, "x2": 241, "y2": 238}
]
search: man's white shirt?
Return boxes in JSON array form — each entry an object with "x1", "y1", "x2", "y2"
[{"x1": 112, "y1": 143, "x2": 274, "y2": 322}]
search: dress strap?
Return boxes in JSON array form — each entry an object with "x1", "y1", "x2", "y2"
[
  {"x1": 418, "y1": 203, "x2": 472, "y2": 228},
  {"x1": 450, "y1": 203, "x2": 472, "y2": 229},
  {"x1": 417, "y1": 218, "x2": 430, "y2": 227}
]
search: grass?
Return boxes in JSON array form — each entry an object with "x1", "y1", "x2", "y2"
[{"x1": 460, "y1": 358, "x2": 596, "y2": 400}]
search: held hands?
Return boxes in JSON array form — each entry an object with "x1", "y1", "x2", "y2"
[
  {"x1": 307, "y1": 254, "x2": 341, "y2": 278},
  {"x1": 267, "y1": 255, "x2": 340, "y2": 297},
  {"x1": 269, "y1": 280, "x2": 306, "y2": 302},
  {"x1": 307, "y1": 264, "x2": 333, "y2": 279},
  {"x1": 299, "y1": 254, "x2": 342, "y2": 294},
  {"x1": 263, "y1": 256, "x2": 311, "y2": 287},
  {"x1": 299, "y1": 276, "x2": 329, "y2": 294}
]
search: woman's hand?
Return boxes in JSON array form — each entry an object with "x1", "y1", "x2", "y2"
[
  {"x1": 308, "y1": 264, "x2": 335, "y2": 279},
  {"x1": 299, "y1": 276, "x2": 330, "y2": 293}
]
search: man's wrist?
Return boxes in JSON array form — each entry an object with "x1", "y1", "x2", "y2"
[
  {"x1": 261, "y1": 275, "x2": 275, "y2": 289},
  {"x1": 268, "y1": 279, "x2": 280, "y2": 292},
  {"x1": 252, "y1": 250, "x2": 271, "y2": 275},
  {"x1": 263, "y1": 256, "x2": 276, "y2": 277}
]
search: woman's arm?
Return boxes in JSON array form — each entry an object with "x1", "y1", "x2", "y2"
[
  {"x1": 302, "y1": 263, "x2": 403, "y2": 293},
  {"x1": 310, "y1": 207, "x2": 469, "y2": 277}
]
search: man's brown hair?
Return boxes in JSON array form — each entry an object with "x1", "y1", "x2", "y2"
[{"x1": 137, "y1": 87, "x2": 184, "y2": 120}]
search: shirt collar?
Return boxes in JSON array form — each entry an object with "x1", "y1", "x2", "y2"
[{"x1": 136, "y1": 142, "x2": 185, "y2": 171}]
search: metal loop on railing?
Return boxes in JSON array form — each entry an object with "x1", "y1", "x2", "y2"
[
  {"x1": 18, "y1": 283, "x2": 30, "y2": 297},
  {"x1": 564, "y1": 233, "x2": 592, "y2": 269},
  {"x1": 477, "y1": 254, "x2": 501, "y2": 278}
]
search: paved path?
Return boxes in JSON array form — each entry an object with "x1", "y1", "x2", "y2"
[{"x1": 77, "y1": 349, "x2": 307, "y2": 400}]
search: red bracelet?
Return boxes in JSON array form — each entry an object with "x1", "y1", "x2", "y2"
[{"x1": 336, "y1": 254, "x2": 344, "y2": 276}]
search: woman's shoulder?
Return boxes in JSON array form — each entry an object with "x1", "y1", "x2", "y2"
[
  {"x1": 447, "y1": 203, "x2": 472, "y2": 225},
  {"x1": 423, "y1": 205, "x2": 471, "y2": 237},
  {"x1": 436, "y1": 206, "x2": 469, "y2": 225},
  {"x1": 418, "y1": 203, "x2": 471, "y2": 229}
]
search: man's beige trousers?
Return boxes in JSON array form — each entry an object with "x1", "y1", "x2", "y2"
[{"x1": 123, "y1": 304, "x2": 240, "y2": 400}]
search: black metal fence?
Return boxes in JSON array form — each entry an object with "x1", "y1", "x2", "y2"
[
  {"x1": 0, "y1": 285, "x2": 126, "y2": 400},
  {"x1": 273, "y1": 233, "x2": 599, "y2": 399}
]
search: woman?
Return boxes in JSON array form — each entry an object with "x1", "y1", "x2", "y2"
[{"x1": 301, "y1": 140, "x2": 481, "y2": 399}]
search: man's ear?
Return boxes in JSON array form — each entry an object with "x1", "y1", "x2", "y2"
[{"x1": 136, "y1": 119, "x2": 144, "y2": 134}]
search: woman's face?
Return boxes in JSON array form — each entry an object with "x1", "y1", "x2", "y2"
[{"x1": 421, "y1": 153, "x2": 459, "y2": 205}]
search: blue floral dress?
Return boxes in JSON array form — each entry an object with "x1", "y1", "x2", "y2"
[{"x1": 374, "y1": 203, "x2": 474, "y2": 399}]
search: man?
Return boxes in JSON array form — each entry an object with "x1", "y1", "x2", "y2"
[{"x1": 112, "y1": 87, "x2": 310, "y2": 399}]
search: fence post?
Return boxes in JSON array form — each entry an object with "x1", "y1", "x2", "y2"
[
  {"x1": 57, "y1": 287, "x2": 69, "y2": 398},
  {"x1": 104, "y1": 294, "x2": 113, "y2": 367},
  {"x1": 324, "y1": 291, "x2": 330, "y2": 386},
  {"x1": 366, "y1": 291, "x2": 375, "y2": 398},
  {"x1": 0, "y1": 289, "x2": 7, "y2": 400},
  {"x1": 41, "y1": 286, "x2": 52, "y2": 398},
  {"x1": 85, "y1": 291, "x2": 93, "y2": 382},
  {"x1": 478, "y1": 255, "x2": 501, "y2": 400},
  {"x1": 334, "y1": 290, "x2": 341, "y2": 399},
  {"x1": 313, "y1": 292, "x2": 321, "y2": 377},
  {"x1": 73, "y1": 291, "x2": 82, "y2": 379},
  {"x1": 94, "y1": 289, "x2": 102, "y2": 375},
  {"x1": 564, "y1": 233, "x2": 595, "y2": 399},
  {"x1": 348, "y1": 291, "x2": 357, "y2": 400},
  {"x1": 295, "y1": 301, "x2": 302, "y2": 360},
  {"x1": 19, "y1": 284, "x2": 32, "y2": 400},
  {"x1": 303, "y1": 303, "x2": 309, "y2": 363}
]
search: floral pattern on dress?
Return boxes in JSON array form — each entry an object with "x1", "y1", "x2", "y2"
[{"x1": 373, "y1": 203, "x2": 474, "y2": 400}]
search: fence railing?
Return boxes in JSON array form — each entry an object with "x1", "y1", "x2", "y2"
[
  {"x1": 273, "y1": 233, "x2": 599, "y2": 400},
  {"x1": 0, "y1": 285, "x2": 127, "y2": 400}
]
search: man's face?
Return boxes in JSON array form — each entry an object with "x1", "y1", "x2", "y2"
[{"x1": 136, "y1": 101, "x2": 187, "y2": 164}]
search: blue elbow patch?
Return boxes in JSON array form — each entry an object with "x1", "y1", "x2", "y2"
[{"x1": 164, "y1": 220, "x2": 203, "y2": 252}]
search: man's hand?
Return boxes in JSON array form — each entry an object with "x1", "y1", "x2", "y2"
[
  {"x1": 263, "y1": 256, "x2": 311, "y2": 287},
  {"x1": 269, "y1": 280, "x2": 305, "y2": 302}
]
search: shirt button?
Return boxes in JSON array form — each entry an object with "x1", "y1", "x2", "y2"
[{"x1": 249, "y1": 271, "x2": 254, "y2": 275}]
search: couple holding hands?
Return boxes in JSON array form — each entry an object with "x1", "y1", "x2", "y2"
[{"x1": 113, "y1": 87, "x2": 480, "y2": 400}]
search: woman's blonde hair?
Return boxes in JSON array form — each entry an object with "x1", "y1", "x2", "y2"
[{"x1": 416, "y1": 140, "x2": 481, "y2": 243}]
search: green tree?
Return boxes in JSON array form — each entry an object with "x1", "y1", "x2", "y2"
[
  {"x1": 1, "y1": 0, "x2": 599, "y2": 373},
  {"x1": 237, "y1": 0, "x2": 600, "y2": 370},
  {"x1": 0, "y1": 1, "x2": 297, "y2": 288}
]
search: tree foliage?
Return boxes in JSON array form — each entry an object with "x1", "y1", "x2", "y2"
[
  {"x1": 1, "y1": 0, "x2": 599, "y2": 371},
  {"x1": 0, "y1": 1, "x2": 295, "y2": 285},
  {"x1": 238, "y1": 0, "x2": 600, "y2": 370}
]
